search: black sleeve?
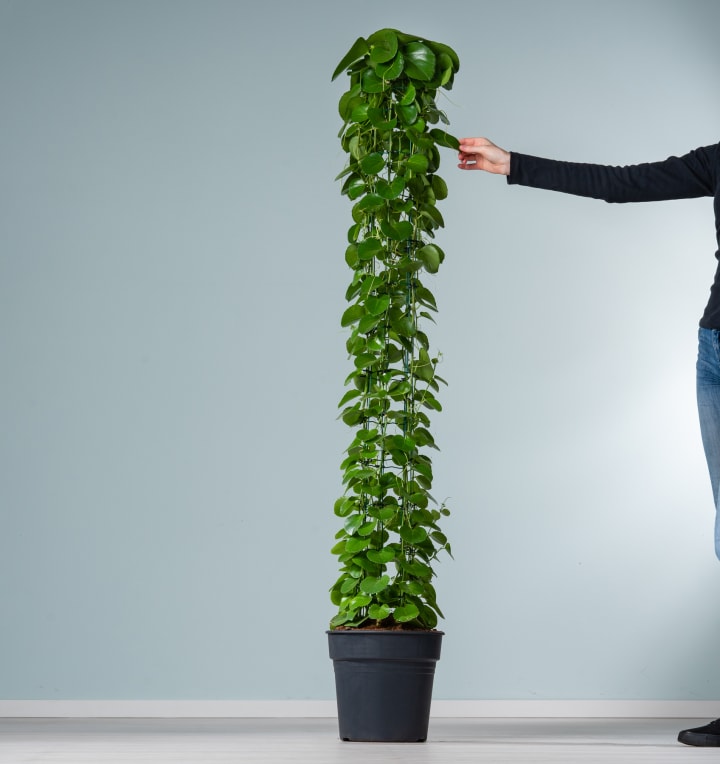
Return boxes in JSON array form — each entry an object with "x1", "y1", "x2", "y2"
[{"x1": 507, "y1": 145, "x2": 718, "y2": 203}]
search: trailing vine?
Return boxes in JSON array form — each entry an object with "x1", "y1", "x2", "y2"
[{"x1": 330, "y1": 29, "x2": 459, "y2": 630}]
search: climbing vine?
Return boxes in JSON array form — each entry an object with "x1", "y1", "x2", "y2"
[{"x1": 330, "y1": 29, "x2": 459, "y2": 630}]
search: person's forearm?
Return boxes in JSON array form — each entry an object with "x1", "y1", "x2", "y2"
[{"x1": 508, "y1": 149, "x2": 715, "y2": 203}]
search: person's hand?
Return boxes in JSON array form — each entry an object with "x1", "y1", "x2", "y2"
[{"x1": 457, "y1": 137, "x2": 511, "y2": 175}]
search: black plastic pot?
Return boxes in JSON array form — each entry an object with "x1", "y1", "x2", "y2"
[{"x1": 327, "y1": 629, "x2": 444, "y2": 742}]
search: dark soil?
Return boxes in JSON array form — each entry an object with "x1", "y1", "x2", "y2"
[{"x1": 334, "y1": 617, "x2": 438, "y2": 632}]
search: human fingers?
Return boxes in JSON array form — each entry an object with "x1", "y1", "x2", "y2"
[
  {"x1": 458, "y1": 136, "x2": 493, "y2": 150},
  {"x1": 457, "y1": 152, "x2": 481, "y2": 170}
]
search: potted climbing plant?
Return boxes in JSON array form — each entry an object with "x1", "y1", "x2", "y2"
[{"x1": 327, "y1": 28, "x2": 460, "y2": 742}]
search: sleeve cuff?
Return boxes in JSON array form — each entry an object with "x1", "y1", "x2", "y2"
[{"x1": 506, "y1": 151, "x2": 521, "y2": 185}]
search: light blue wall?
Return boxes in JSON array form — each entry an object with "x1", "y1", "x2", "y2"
[{"x1": 2, "y1": 0, "x2": 720, "y2": 700}]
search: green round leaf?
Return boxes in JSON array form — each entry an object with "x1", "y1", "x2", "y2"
[
  {"x1": 407, "y1": 130, "x2": 434, "y2": 149},
  {"x1": 409, "y1": 491, "x2": 429, "y2": 509},
  {"x1": 405, "y1": 581, "x2": 424, "y2": 596},
  {"x1": 347, "y1": 223, "x2": 361, "y2": 243},
  {"x1": 395, "y1": 219, "x2": 415, "y2": 239},
  {"x1": 332, "y1": 37, "x2": 370, "y2": 81},
  {"x1": 361, "y1": 68, "x2": 388, "y2": 93},
  {"x1": 360, "y1": 574, "x2": 390, "y2": 594},
  {"x1": 366, "y1": 107, "x2": 396, "y2": 131},
  {"x1": 354, "y1": 193, "x2": 385, "y2": 213},
  {"x1": 365, "y1": 295, "x2": 390, "y2": 316},
  {"x1": 399, "y1": 526, "x2": 428, "y2": 544},
  {"x1": 416, "y1": 286, "x2": 438, "y2": 310},
  {"x1": 346, "y1": 537, "x2": 372, "y2": 554},
  {"x1": 417, "y1": 243, "x2": 442, "y2": 273},
  {"x1": 344, "y1": 513, "x2": 364, "y2": 534},
  {"x1": 429, "y1": 128, "x2": 460, "y2": 150},
  {"x1": 341, "y1": 577, "x2": 359, "y2": 595},
  {"x1": 333, "y1": 497, "x2": 355, "y2": 517},
  {"x1": 368, "y1": 29, "x2": 399, "y2": 63},
  {"x1": 330, "y1": 540, "x2": 347, "y2": 555},
  {"x1": 396, "y1": 103, "x2": 418, "y2": 126},
  {"x1": 407, "y1": 116, "x2": 427, "y2": 136},
  {"x1": 403, "y1": 42, "x2": 436, "y2": 81},
  {"x1": 366, "y1": 335, "x2": 385, "y2": 352},
  {"x1": 379, "y1": 218, "x2": 414, "y2": 241},
  {"x1": 342, "y1": 174, "x2": 366, "y2": 200},
  {"x1": 367, "y1": 548, "x2": 396, "y2": 564},
  {"x1": 341, "y1": 407, "x2": 362, "y2": 426},
  {"x1": 431, "y1": 531, "x2": 448, "y2": 545},
  {"x1": 357, "y1": 237, "x2": 384, "y2": 260},
  {"x1": 438, "y1": 53, "x2": 454, "y2": 87},
  {"x1": 357, "y1": 519, "x2": 378, "y2": 537},
  {"x1": 359, "y1": 152, "x2": 386, "y2": 175},
  {"x1": 406, "y1": 154, "x2": 429, "y2": 173},
  {"x1": 376, "y1": 506, "x2": 397, "y2": 523},
  {"x1": 419, "y1": 204, "x2": 445, "y2": 229},
  {"x1": 413, "y1": 460, "x2": 434, "y2": 480},
  {"x1": 357, "y1": 428, "x2": 379, "y2": 442},
  {"x1": 329, "y1": 612, "x2": 350, "y2": 628},
  {"x1": 350, "y1": 102, "x2": 370, "y2": 122},
  {"x1": 376, "y1": 51, "x2": 404, "y2": 80},
  {"x1": 418, "y1": 606, "x2": 438, "y2": 629},
  {"x1": 358, "y1": 314, "x2": 382, "y2": 334},
  {"x1": 428, "y1": 40, "x2": 460, "y2": 72},
  {"x1": 375, "y1": 176, "x2": 405, "y2": 200},
  {"x1": 399, "y1": 82, "x2": 416, "y2": 105},
  {"x1": 368, "y1": 604, "x2": 392, "y2": 620},
  {"x1": 431, "y1": 175, "x2": 448, "y2": 200},
  {"x1": 349, "y1": 594, "x2": 372, "y2": 610},
  {"x1": 387, "y1": 434, "x2": 415, "y2": 452},
  {"x1": 392, "y1": 314, "x2": 416, "y2": 338},
  {"x1": 348, "y1": 134, "x2": 361, "y2": 160},
  {"x1": 354, "y1": 352, "x2": 379, "y2": 370},
  {"x1": 338, "y1": 84, "x2": 362, "y2": 120},
  {"x1": 341, "y1": 304, "x2": 365, "y2": 327},
  {"x1": 345, "y1": 244, "x2": 359, "y2": 268},
  {"x1": 393, "y1": 602, "x2": 420, "y2": 623}
]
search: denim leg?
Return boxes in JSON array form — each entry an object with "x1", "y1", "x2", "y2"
[{"x1": 696, "y1": 327, "x2": 720, "y2": 560}]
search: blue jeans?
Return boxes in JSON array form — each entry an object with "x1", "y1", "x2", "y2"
[{"x1": 696, "y1": 328, "x2": 720, "y2": 560}]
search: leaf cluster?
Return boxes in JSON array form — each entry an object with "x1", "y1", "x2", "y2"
[{"x1": 330, "y1": 29, "x2": 459, "y2": 631}]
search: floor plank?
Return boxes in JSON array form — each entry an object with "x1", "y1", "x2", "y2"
[{"x1": 1, "y1": 718, "x2": 718, "y2": 763}]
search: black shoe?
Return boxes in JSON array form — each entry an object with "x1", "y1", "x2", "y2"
[{"x1": 678, "y1": 719, "x2": 720, "y2": 747}]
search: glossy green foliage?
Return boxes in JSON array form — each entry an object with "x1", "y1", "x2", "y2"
[{"x1": 330, "y1": 29, "x2": 459, "y2": 631}]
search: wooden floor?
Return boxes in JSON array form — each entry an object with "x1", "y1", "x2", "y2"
[{"x1": 1, "y1": 718, "x2": 718, "y2": 763}]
